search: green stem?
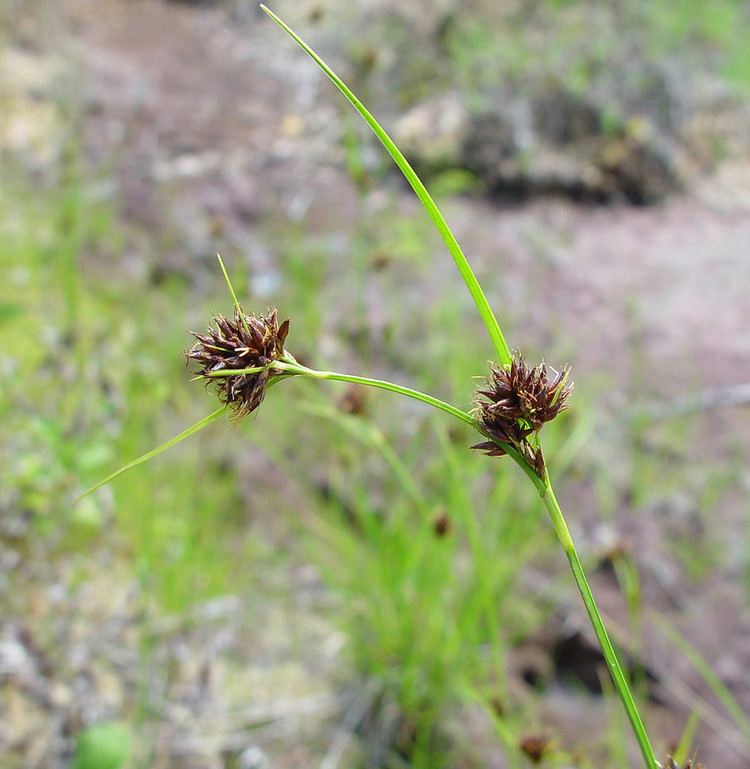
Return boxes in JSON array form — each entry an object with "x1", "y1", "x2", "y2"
[
  {"x1": 542, "y1": 481, "x2": 659, "y2": 769},
  {"x1": 273, "y1": 360, "x2": 476, "y2": 427},
  {"x1": 216, "y1": 253, "x2": 251, "y2": 336}
]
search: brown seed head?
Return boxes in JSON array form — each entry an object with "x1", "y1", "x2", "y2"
[
  {"x1": 432, "y1": 509, "x2": 451, "y2": 538},
  {"x1": 518, "y1": 733, "x2": 550, "y2": 764},
  {"x1": 187, "y1": 307, "x2": 290, "y2": 418},
  {"x1": 472, "y1": 354, "x2": 573, "y2": 478}
]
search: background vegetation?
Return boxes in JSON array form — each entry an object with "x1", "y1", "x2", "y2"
[{"x1": 1, "y1": 1, "x2": 749, "y2": 768}]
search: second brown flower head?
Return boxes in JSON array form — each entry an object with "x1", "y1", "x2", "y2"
[
  {"x1": 472, "y1": 354, "x2": 573, "y2": 478},
  {"x1": 187, "y1": 307, "x2": 290, "y2": 418}
]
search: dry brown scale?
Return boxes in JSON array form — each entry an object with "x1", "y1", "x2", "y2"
[
  {"x1": 187, "y1": 307, "x2": 290, "y2": 418},
  {"x1": 472, "y1": 354, "x2": 573, "y2": 478}
]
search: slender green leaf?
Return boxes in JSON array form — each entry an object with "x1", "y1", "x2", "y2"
[
  {"x1": 260, "y1": 5, "x2": 511, "y2": 366},
  {"x1": 216, "y1": 253, "x2": 251, "y2": 336},
  {"x1": 300, "y1": 402, "x2": 427, "y2": 513},
  {"x1": 654, "y1": 615, "x2": 750, "y2": 735},
  {"x1": 672, "y1": 711, "x2": 700, "y2": 767},
  {"x1": 75, "y1": 407, "x2": 227, "y2": 502}
]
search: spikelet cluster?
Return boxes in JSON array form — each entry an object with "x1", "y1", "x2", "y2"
[
  {"x1": 472, "y1": 354, "x2": 573, "y2": 477},
  {"x1": 187, "y1": 307, "x2": 289, "y2": 418}
]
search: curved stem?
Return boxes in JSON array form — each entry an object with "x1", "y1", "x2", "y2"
[
  {"x1": 542, "y1": 480, "x2": 660, "y2": 769},
  {"x1": 273, "y1": 360, "x2": 476, "y2": 427}
]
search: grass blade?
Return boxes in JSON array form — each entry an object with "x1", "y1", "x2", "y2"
[
  {"x1": 654, "y1": 614, "x2": 750, "y2": 735},
  {"x1": 75, "y1": 406, "x2": 227, "y2": 502},
  {"x1": 216, "y1": 253, "x2": 251, "y2": 336},
  {"x1": 260, "y1": 4, "x2": 512, "y2": 366}
]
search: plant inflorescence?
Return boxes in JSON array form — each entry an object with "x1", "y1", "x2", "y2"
[
  {"x1": 472, "y1": 356, "x2": 573, "y2": 477},
  {"x1": 187, "y1": 307, "x2": 289, "y2": 418},
  {"x1": 75, "y1": 6, "x2": 691, "y2": 769}
]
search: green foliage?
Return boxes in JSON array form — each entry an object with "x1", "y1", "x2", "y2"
[
  {"x1": 69, "y1": 722, "x2": 130, "y2": 769},
  {"x1": 0, "y1": 156, "x2": 249, "y2": 613},
  {"x1": 302, "y1": 408, "x2": 547, "y2": 767}
]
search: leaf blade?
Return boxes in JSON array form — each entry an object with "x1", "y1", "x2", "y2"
[
  {"x1": 260, "y1": 4, "x2": 511, "y2": 366},
  {"x1": 75, "y1": 406, "x2": 227, "y2": 503}
]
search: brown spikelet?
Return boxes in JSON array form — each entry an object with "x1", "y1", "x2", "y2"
[
  {"x1": 472, "y1": 354, "x2": 573, "y2": 478},
  {"x1": 518, "y1": 734, "x2": 550, "y2": 764},
  {"x1": 664, "y1": 758, "x2": 702, "y2": 769},
  {"x1": 187, "y1": 307, "x2": 290, "y2": 418},
  {"x1": 432, "y1": 509, "x2": 451, "y2": 538}
]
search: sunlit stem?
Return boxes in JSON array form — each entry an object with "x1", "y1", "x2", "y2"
[
  {"x1": 204, "y1": 360, "x2": 472, "y2": 426},
  {"x1": 206, "y1": 361, "x2": 546, "y2": 489},
  {"x1": 541, "y1": 477, "x2": 660, "y2": 769},
  {"x1": 274, "y1": 359, "x2": 476, "y2": 426},
  {"x1": 216, "y1": 253, "x2": 251, "y2": 337}
]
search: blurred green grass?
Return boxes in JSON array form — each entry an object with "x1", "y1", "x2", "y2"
[
  {"x1": 0, "y1": 144, "x2": 589, "y2": 766},
  {"x1": 2, "y1": 142, "x2": 743, "y2": 766},
  {"x1": 2, "y1": 4, "x2": 749, "y2": 756}
]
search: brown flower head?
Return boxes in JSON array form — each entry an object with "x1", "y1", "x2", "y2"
[
  {"x1": 472, "y1": 354, "x2": 573, "y2": 478},
  {"x1": 432, "y1": 509, "x2": 451, "y2": 538},
  {"x1": 187, "y1": 307, "x2": 290, "y2": 418},
  {"x1": 518, "y1": 733, "x2": 551, "y2": 764}
]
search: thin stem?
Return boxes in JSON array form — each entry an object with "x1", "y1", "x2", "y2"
[
  {"x1": 203, "y1": 366, "x2": 267, "y2": 377},
  {"x1": 542, "y1": 481, "x2": 660, "y2": 769},
  {"x1": 208, "y1": 362, "x2": 548, "y2": 495},
  {"x1": 259, "y1": 5, "x2": 511, "y2": 366},
  {"x1": 274, "y1": 360, "x2": 476, "y2": 427}
]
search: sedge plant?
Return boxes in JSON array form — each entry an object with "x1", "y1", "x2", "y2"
[{"x1": 76, "y1": 7, "x2": 693, "y2": 768}]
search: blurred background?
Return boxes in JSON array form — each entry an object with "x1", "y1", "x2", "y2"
[{"x1": 1, "y1": 1, "x2": 749, "y2": 767}]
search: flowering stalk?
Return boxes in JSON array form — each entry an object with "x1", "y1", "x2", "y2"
[
  {"x1": 541, "y1": 482, "x2": 658, "y2": 769},
  {"x1": 77, "y1": 10, "x2": 669, "y2": 768},
  {"x1": 77, "y1": 298, "x2": 658, "y2": 768},
  {"x1": 260, "y1": 9, "x2": 662, "y2": 769}
]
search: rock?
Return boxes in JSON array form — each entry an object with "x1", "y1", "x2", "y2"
[
  {"x1": 461, "y1": 109, "x2": 519, "y2": 186},
  {"x1": 0, "y1": 47, "x2": 64, "y2": 169},
  {"x1": 398, "y1": 82, "x2": 682, "y2": 203},
  {"x1": 533, "y1": 88, "x2": 602, "y2": 145},
  {"x1": 237, "y1": 745, "x2": 270, "y2": 769},
  {"x1": 392, "y1": 92, "x2": 469, "y2": 173},
  {"x1": 597, "y1": 119, "x2": 680, "y2": 204}
]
